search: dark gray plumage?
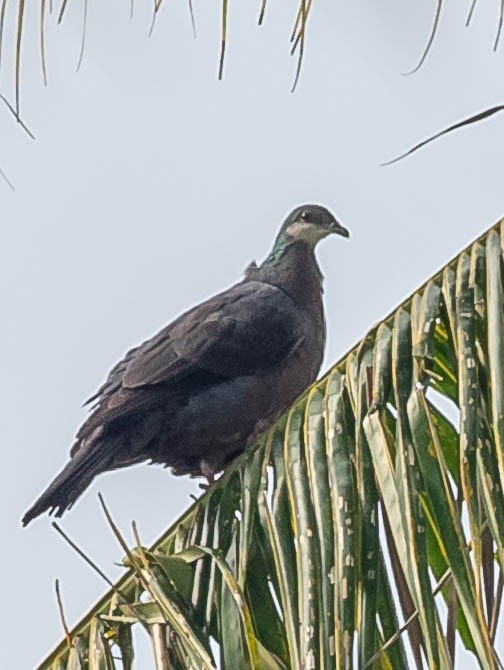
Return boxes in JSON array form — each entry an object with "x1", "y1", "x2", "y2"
[{"x1": 22, "y1": 204, "x2": 349, "y2": 525}]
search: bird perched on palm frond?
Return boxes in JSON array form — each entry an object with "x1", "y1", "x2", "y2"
[{"x1": 22, "y1": 204, "x2": 349, "y2": 525}]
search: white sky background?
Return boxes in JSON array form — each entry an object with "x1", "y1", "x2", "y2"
[{"x1": 2, "y1": 0, "x2": 504, "y2": 667}]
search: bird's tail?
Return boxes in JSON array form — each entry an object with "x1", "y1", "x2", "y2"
[{"x1": 22, "y1": 442, "x2": 111, "y2": 526}]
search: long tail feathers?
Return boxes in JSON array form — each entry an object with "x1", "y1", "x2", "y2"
[{"x1": 22, "y1": 444, "x2": 110, "y2": 526}]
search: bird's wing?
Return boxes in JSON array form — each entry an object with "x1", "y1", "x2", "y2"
[
  {"x1": 76, "y1": 281, "x2": 304, "y2": 438},
  {"x1": 122, "y1": 280, "x2": 303, "y2": 388},
  {"x1": 83, "y1": 345, "x2": 140, "y2": 406}
]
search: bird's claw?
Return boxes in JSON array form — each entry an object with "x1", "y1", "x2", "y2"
[{"x1": 199, "y1": 459, "x2": 215, "y2": 487}]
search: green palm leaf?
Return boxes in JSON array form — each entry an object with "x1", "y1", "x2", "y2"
[{"x1": 38, "y1": 219, "x2": 504, "y2": 669}]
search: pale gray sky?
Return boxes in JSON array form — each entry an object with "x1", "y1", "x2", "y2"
[{"x1": 2, "y1": 1, "x2": 504, "y2": 667}]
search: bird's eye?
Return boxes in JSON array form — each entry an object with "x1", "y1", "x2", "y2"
[{"x1": 300, "y1": 210, "x2": 310, "y2": 222}]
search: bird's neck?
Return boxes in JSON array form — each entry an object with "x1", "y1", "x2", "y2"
[{"x1": 255, "y1": 240, "x2": 324, "y2": 313}]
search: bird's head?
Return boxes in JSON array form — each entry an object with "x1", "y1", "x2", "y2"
[{"x1": 277, "y1": 204, "x2": 349, "y2": 247}]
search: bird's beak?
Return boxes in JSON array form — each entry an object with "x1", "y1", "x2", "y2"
[{"x1": 330, "y1": 220, "x2": 350, "y2": 238}]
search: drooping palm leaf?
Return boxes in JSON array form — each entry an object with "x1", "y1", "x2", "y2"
[
  {"x1": 383, "y1": 105, "x2": 504, "y2": 166},
  {"x1": 37, "y1": 219, "x2": 504, "y2": 669},
  {"x1": 3, "y1": 0, "x2": 504, "y2": 121}
]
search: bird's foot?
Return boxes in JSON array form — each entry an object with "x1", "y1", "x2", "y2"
[{"x1": 199, "y1": 459, "x2": 215, "y2": 488}]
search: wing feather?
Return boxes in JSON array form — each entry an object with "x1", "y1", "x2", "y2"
[
  {"x1": 77, "y1": 281, "x2": 303, "y2": 439},
  {"x1": 123, "y1": 281, "x2": 301, "y2": 387}
]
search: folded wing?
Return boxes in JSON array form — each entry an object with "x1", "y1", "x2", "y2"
[{"x1": 76, "y1": 280, "x2": 303, "y2": 442}]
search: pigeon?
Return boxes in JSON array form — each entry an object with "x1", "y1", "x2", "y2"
[{"x1": 22, "y1": 204, "x2": 349, "y2": 525}]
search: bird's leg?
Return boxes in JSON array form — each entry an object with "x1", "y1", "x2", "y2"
[{"x1": 199, "y1": 459, "x2": 215, "y2": 488}]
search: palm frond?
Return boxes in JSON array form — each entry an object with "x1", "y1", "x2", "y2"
[{"x1": 383, "y1": 105, "x2": 504, "y2": 166}]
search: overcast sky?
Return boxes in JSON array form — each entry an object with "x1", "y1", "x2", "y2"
[{"x1": 2, "y1": 1, "x2": 504, "y2": 668}]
